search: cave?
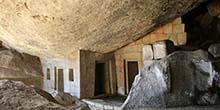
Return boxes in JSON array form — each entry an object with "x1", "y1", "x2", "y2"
[{"x1": 0, "y1": 0, "x2": 220, "y2": 110}]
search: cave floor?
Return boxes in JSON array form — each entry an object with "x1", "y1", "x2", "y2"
[
  {"x1": 82, "y1": 96, "x2": 126, "y2": 109},
  {"x1": 83, "y1": 96, "x2": 220, "y2": 110}
]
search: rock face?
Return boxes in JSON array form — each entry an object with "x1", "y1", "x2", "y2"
[
  {"x1": 208, "y1": 44, "x2": 220, "y2": 58},
  {"x1": 0, "y1": 80, "x2": 90, "y2": 110},
  {"x1": 207, "y1": 0, "x2": 220, "y2": 17},
  {"x1": 0, "y1": 0, "x2": 206, "y2": 58},
  {"x1": 0, "y1": 80, "x2": 66, "y2": 110},
  {"x1": 0, "y1": 47, "x2": 43, "y2": 88},
  {"x1": 122, "y1": 50, "x2": 219, "y2": 109}
]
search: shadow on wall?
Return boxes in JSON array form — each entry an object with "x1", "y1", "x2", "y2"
[{"x1": 182, "y1": 0, "x2": 220, "y2": 50}]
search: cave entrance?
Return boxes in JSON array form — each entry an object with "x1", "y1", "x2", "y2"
[
  {"x1": 95, "y1": 62, "x2": 106, "y2": 96},
  {"x1": 57, "y1": 68, "x2": 64, "y2": 92},
  {"x1": 125, "y1": 61, "x2": 139, "y2": 94}
]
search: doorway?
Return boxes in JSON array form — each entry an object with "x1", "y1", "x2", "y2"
[
  {"x1": 57, "y1": 68, "x2": 64, "y2": 92},
  {"x1": 125, "y1": 61, "x2": 139, "y2": 94},
  {"x1": 95, "y1": 62, "x2": 106, "y2": 96}
]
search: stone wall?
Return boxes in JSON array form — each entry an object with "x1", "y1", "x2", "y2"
[
  {"x1": 80, "y1": 50, "x2": 96, "y2": 98},
  {"x1": 42, "y1": 51, "x2": 81, "y2": 98},
  {"x1": 114, "y1": 17, "x2": 186, "y2": 95}
]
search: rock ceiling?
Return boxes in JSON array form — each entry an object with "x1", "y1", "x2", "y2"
[{"x1": 0, "y1": 0, "x2": 206, "y2": 58}]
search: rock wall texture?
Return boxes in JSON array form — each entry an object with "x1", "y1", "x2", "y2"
[
  {"x1": 0, "y1": 80, "x2": 90, "y2": 110},
  {"x1": 122, "y1": 50, "x2": 220, "y2": 109},
  {"x1": 0, "y1": 47, "x2": 43, "y2": 88},
  {"x1": 0, "y1": 0, "x2": 206, "y2": 58},
  {"x1": 182, "y1": 0, "x2": 220, "y2": 49}
]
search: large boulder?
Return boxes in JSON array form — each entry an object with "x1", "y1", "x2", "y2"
[
  {"x1": 0, "y1": 80, "x2": 90, "y2": 110},
  {"x1": 122, "y1": 50, "x2": 218, "y2": 109},
  {"x1": 0, "y1": 80, "x2": 66, "y2": 110}
]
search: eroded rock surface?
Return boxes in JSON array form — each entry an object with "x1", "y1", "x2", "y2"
[
  {"x1": 122, "y1": 50, "x2": 219, "y2": 109},
  {"x1": 209, "y1": 44, "x2": 220, "y2": 58},
  {"x1": 0, "y1": 80, "x2": 66, "y2": 110},
  {"x1": 0, "y1": 47, "x2": 43, "y2": 87},
  {"x1": 0, "y1": 0, "x2": 206, "y2": 58},
  {"x1": 54, "y1": 92, "x2": 90, "y2": 110},
  {"x1": 0, "y1": 80, "x2": 90, "y2": 110}
]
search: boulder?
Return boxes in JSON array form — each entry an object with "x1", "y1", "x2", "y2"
[
  {"x1": 208, "y1": 44, "x2": 220, "y2": 58},
  {"x1": 54, "y1": 92, "x2": 77, "y2": 106},
  {"x1": 193, "y1": 60, "x2": 215, "y2": 91},
  {"x1": 197, "y1": 93, "x2": 219, "y2": 105},
  {"x1": 213, "y1": 72, "x2": 220, "y2": 88},
  {"x1": 122, "y1": 60, "x2": 170, "y2": 108},
  {"x1": 122, "y1": 50, "x2": 217, "y2": 109},
  {"x1": 0, "y1": 80, "x2": 90, "y2": 110},
  {"x1": 54, "y1": 92, "x2": 90, "y2": 110},
  {"x1": 0, "y1": 80, "x2": 66, "y2": 110}
]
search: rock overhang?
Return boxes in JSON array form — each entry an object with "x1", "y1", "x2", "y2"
[{"x1": 0, "y1": 0, "x2": 207, "y2": 58}]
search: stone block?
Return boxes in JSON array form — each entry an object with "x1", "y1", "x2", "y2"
[
  {"x1": 150, "y1": 34, "x2": 158, "y2": 43},
  {"x1": 157, "y1": 34, "x2": 167, "y2": 41},
  {"x1": 143, "y1": 45, "x2": 153, "y2": 60},
  {"x1": 173, "y1": 24, "x2": 185, "y2": 34},
  {"x1": 153, "y1": 41, "x2": 167, "y2": 59},
  {"x1": 177, "y1": 33, "x2": 187, "y2": 45},
  {"x1": 152, "y1": 40, "x2": 174, "y2": 59},
  {"x1": 173, "y1": 17, "x2": 182, "y2": 24},
  {"x1": 142, "y1": 34, "x2": 151, "y2": 44},
  {"x1": 168, "y1": 34, "x2": 178, "y2": 45},
  {"x1": 164, "y1": 23, "x2": 173, "y2": 34},
  {"x1": 135, "y1": 39, "x2": 143, "y2": 45},
  {"x1": 152, "y1": 27, "x2": 164, "y2": 34}
]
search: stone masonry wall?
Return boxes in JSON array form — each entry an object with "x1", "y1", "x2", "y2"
[{"x1": 114, "y1": 17, "x2": 187, "y2": 95}]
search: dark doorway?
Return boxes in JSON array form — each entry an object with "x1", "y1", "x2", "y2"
[
  {"x1": 58, "y1": 69, "x2": 64, "y2": 92},
  {"x1": 126, "y1": 61, "x2": 139, "y2": 93},
  {"x1": 95, "y1": 62, "x2": 106, "y2": 96}
]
